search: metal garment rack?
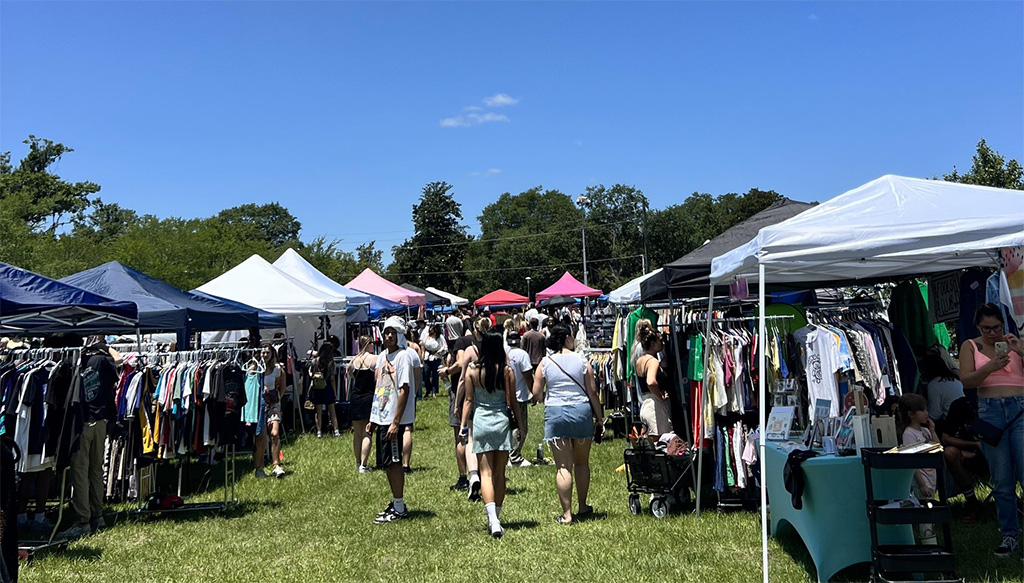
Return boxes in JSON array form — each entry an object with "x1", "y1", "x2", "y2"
[
  {"x1": 125, "y1": 349, "x2": 246, "y2": 518},
  {"x1": 3, "y1": 347, "x2": 82, "y2": 551},
  {"x1": 693, "y1": 313, "x2": 795, "y2": 517}
]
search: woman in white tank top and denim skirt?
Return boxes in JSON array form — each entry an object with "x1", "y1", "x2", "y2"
[{"x1": 532, "y1": 324, "x2": 605, "y2": 525}]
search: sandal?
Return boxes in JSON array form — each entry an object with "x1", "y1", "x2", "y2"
[{"x1": 556, "y1": 515, "x2": 572, "y2": 525}]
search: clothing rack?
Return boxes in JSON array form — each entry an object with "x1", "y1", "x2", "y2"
[
  {"x1": 2, "y1": 347, "x2": 82, "y2": 548},
  {"x1": 694, "y1": 314, "x2": 795, "y2": 518},
  {"x1": 122, "y1": 349, "x2": 246, "y2": 518}
]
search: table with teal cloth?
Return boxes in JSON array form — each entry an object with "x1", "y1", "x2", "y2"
[{"x1": 765, "y1": 442, "x2": 916, "y2": 582}]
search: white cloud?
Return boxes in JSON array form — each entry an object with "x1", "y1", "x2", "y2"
[
  {"x1": 471, "y1": 168, "x2": 501, "y2": 177},
  {"x1": 463, "y1": 105, "x2": 483, "y2": 112},
  {"x1": 439, "y1": 111, "x2": 510, "y2": 128},
  {"x1": 483, "y1": 93, "x2": 519, "y2": 107}
]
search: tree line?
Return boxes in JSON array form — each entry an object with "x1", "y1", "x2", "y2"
[{"x1": 2, "y1": 136, "x2": 1020, "y2": 299}]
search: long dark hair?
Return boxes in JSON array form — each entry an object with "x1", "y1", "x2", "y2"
[
  {"x1": 546, "y1": 324, "x2": 572, "y2": 352},
  {"x1": 316, "y1": 343, "x2": 333, "y2": 373},
  {"x1": 476, "y1": 332, "x2": 507, "y2": 393},
  {"x1": 919, "y1": 347, "x2": 957, "y2": 382}
]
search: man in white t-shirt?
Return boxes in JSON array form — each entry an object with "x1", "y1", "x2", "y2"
[
  {"x1": 402, "y1": 325, "x2": 423, "y2": 474},
  {"x1": 505, "y1": 332, "x2": 535, "y2": 467},
  {"x1": 370, "y1": 316, "x2": 414, "y2": 524}
]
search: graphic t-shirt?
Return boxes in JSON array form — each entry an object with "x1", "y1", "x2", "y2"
[
  {"x1": 507, "y1": 347, "x2": 533, "y2": 402},
  {"x1": 80, "y1": 352, "x2": 118, "y2": 423},
  {"x1": 804, "y1": 328, "x2": 841, "y2": 422},
  {"x1": 371, "y1": 350, "x2": 413, "y2": 426}
]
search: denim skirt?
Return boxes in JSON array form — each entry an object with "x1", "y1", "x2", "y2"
[{"x1": 544, "y1": 402, "x2": 594, "y2": 441}]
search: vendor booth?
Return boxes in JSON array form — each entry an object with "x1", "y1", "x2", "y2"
[
  {"x1": 1, "y1": 262, "x2": 138, "y2": 333},
  {"x1": 707, "y1": 175, "x2": 1024, "y2": 583},
  {"x1": 272, "y1": 248, "x2": 371, "y2": 324},
  {"x1": 535, "y1": 271, "x2": 602, "y2": 301},
  {"x1": 608, "y1": 268, "x2": 663, "y2": 305},
  {"x1": 60, "y1": 261, "x2": 259, "y2": 348},
  {"x1": 345, "y1": 269, "x2": 425, "y2": 307},
  {"x1": 196, "y1": 254, "x2": 347, "y2": 357},
  {"x1": 474, "y1": 289, "x2": 529, "y2": 308},
  {"x1": 426, "y1": 286, "x2": 469, "y2": 307}
]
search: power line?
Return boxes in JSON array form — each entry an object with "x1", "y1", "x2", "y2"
[
  {"x1": 326, "y1": 216, "x2": 643, "y2": 251},
  {"x1": 364, "y1": 254, "x2": 645, "y2": 278}
]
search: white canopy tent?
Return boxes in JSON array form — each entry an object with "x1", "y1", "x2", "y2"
[
  {"x1": 607, "y1": 268, "x2": 663, "y2": 304},
  {"x1": 196, "y1": 255, "x2": 348, "y2": 356},
  {"x1": 707, "y1": 175, "x2": 1024, "y2": 583},
  {"x1": 273, "y1": 248, "x2": 371, "y2": 324},
  {"x1": 425, "y1": 286, "x2": 469, "y2": 307}
]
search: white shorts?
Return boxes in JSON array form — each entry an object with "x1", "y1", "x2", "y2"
[{"x1": 639, "y1": 393, "x2": 673, "y2": 436}]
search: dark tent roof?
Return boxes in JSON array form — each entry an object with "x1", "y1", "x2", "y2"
[
  {"x1": 61, "y1": 261, "x2": 259, "y2": 333},
  {"x1": 640, "y1": 198, "x2": 816, "y2": 302},
  {"x1": 400, "y1": 283, "x2": 449, "y2": 306},
  {"x1": 190, "y1": 290, "x2": 286, "y2": 329},
  {"x1": 1, "y1": 262, "x2": 139, "y2": 333}
]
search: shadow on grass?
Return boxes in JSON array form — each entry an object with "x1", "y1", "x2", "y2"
[
  {"x1": 501, "y1": 519, "x2": 540, "y2": 531},
  {"x1": 61, "y1": 546, "x2": 103, "y2": 562},
  {"x1": 120, "y1": 499, "x2": 281, "y2": 525},
  {"x1": 574, "y1": 510, "x2": 608, "y2": 523},
  {"x1": 406, "y1": 509, "x2": 437, "y2": 520}
]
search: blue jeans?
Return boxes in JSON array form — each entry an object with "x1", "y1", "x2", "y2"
[
  {"x1": 978, "y1": 395, "x2": 1024, "y2": 537},
  {"x1": 424, "y1": 360, "x2": 441, "y2": 396}
]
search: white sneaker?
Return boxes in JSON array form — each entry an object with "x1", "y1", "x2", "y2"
[
  {"x1": 358, "y1": 465, "x2": 370, "y2": 474},
  {"x1": 272, "y1": 465, "x2": 285, "y2": 479},
  {"x1": 317, "y1": 432, "x2": 323, "y2": 439},
  {"x1": 254, "y1": 468, "x2": 269, "y2": 479},
  {"x1": 518, "y1": 459, "x2": 533, "y2": 467},
  {"x1": 334, "y1": 430, "x2": 342, "y2": 437}
]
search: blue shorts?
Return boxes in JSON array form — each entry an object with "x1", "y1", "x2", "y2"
[{"x1": 544, "y1": 403, "x2": 594, "y2": 441}]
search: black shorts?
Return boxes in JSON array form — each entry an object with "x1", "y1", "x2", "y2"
[{"x1": 375, "y1": 425, "x2": 404, "y2": 469}]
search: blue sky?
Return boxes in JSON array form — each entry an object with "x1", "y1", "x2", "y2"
[{"x1": 3, "y1": 1, "x2": 1022, "y2": 263}]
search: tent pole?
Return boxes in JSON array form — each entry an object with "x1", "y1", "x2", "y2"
[
  {"x1": 759, "y1": 263, "x2": 768, "y2": 583},
  {"x1": 696, "y1": 284, "x2": 714, "y2": 518}
]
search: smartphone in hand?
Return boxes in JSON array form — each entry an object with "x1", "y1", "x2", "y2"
[{"x1": 995, "y1": 341, "x2": 1009, "y2": 357}]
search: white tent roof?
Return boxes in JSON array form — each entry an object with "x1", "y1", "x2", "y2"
[
  {"x1": 273, "y1": 248, "x2": 371, "y2": 306},
  {"x1": 710, "y1": 175, "x2": 1024, "y2": 285},
  {"x1": 196, "y1": 255, "x2": 347, "y2": 315},
  {"x1": 608, "y1": 268, "x2": 663, "y2": 304},
  {"x1": 425, "y1": 286, "x2": 469, "y2": 306}
]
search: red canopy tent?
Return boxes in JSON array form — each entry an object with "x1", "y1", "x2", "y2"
[
  {"x1": 473, "y1": 289, "x2": 529, "y2": 307},
  {"x1": 535, "y1": 272, "x2": 602, "y2": 301}
]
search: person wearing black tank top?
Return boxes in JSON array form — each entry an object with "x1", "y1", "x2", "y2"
[
  {"x1": 635, "y1": 320, "x2": 673, "y2": 439},
  {"x1": 348, "y1": 336, "x2": 377, "y2": 473}
]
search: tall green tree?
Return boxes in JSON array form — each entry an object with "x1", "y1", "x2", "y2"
[
  {"x1": 579, "y1": 184, "x2": 649, "y2": 290},
  {"x1": 71, "y1": 201, "x2": 142, "y2": 244},
  {"x1": 646, "y1": 188, "x2": 784, "y2": 269},
  {"x1": 943, "y1": 138, "x2": 1024, "y2": 190},
  {"x1": 355, "y1": 241, "x2": 384, "y2": 273},
  {"x1": 390, "y1": 181, "x2": 471, "y2": 290},
  {"x1": 464, "y1": 186, "x2": 580, "y2": 299},
  {"x1": 217, "y1": 202, "x2": 302, "y2": 248},
  {"x1": 297, "y1": 237, "x2": 359, "y2": 283},
  {"x1": 0, "y1": 136, "x2": 101, "y2": 233}
]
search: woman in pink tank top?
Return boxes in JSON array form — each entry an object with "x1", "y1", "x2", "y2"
[{"x1": 959, "y1": 303, "x2": 1024, "y2": 558}]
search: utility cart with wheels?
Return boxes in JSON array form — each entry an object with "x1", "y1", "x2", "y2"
[
  {"x1": 861, "y1": 447, "x2": 962, "y2": 583},
  {"x1": 623, "y1": 439, "x2": 695, "y2": 519}
]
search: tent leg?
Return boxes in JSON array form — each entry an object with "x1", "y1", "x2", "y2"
[
  {"x1": 696, "y1": 286, "x2": 714, "y2": 518},
  {"x1": 759, "y1": 264, "x2": 769, "y2": 583}
]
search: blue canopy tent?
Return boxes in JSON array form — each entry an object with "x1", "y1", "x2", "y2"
[
  {"x1": 61, "y1": 261, "x2": 259, "y2": 348},
  {"x1": 366, "y1": 293, "x2": 406, "y2": 319},
  {"x1": 1, "y1": 262, "x2": 139, "y2": 333}
]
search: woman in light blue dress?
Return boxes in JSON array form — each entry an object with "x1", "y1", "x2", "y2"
[{"x1": 460, "y1": 331, "x2": 525, "y2": 538}]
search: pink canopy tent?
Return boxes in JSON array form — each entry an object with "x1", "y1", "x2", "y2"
[
  {"x1": 345, "y1": 268, "x2": 426, "y2": 307},
  {"x1": 535, "y1": 271, "x2": 603, "y2": 301}
]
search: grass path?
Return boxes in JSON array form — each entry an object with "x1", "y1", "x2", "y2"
[{"x1": 20, "y1": 396, "x2": 1022, "y2": 582}]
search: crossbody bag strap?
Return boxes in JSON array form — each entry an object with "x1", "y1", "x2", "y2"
[{"x1": 545, "y1": 355, "x2": 588, "y2": 398}]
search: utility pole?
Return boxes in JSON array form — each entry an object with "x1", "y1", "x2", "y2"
[{"x1": 576, "y1": 194, "x2": 590, "y2": 286}]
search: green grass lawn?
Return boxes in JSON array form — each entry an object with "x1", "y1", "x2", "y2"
[{"x1": 20, "y1": 396, "x2": 1023, "y2": 583}]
